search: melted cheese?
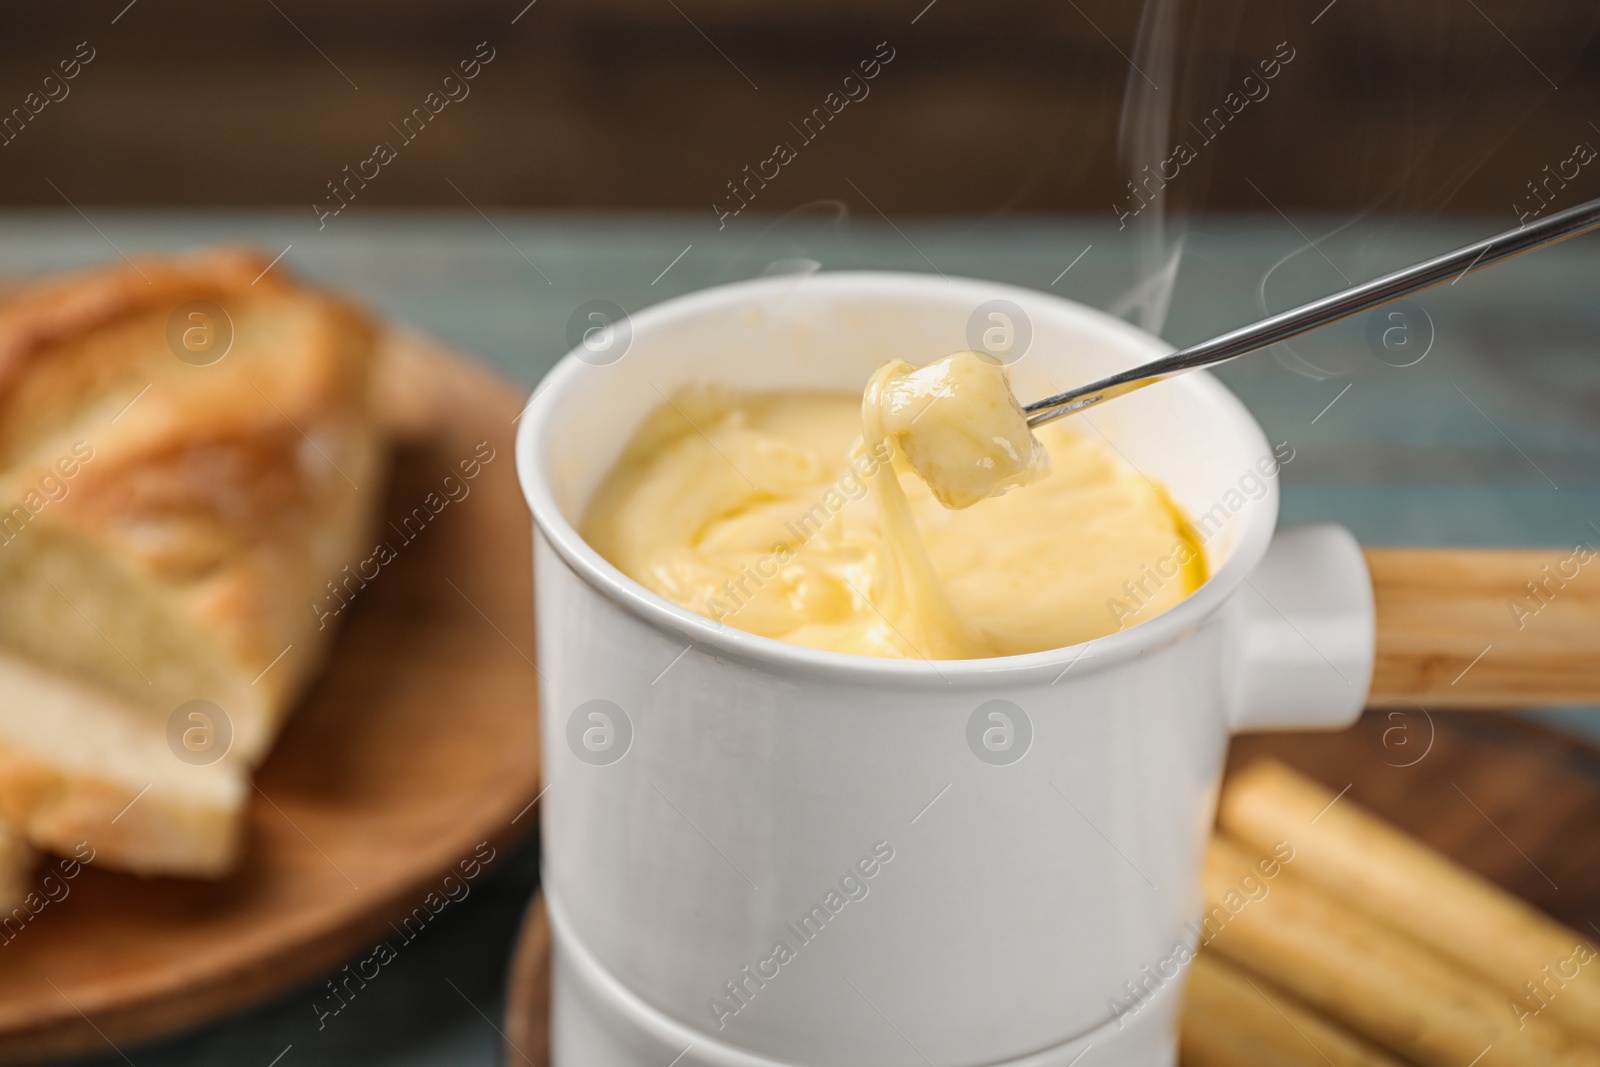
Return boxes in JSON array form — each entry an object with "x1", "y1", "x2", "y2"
[{"x1": 581, "y1": 355, "x2": 1204, "y2": 660}]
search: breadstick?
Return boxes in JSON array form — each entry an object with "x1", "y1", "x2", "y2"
[
  {"x1": 1180, "y1": 952, "x2": 1408, "y2": 1067},
  {"x1": 1202, "y1": 834, "x2": 1600, "y2": 1067},
  {"x1": 1218, "y1": 759, "x2": 1600, "y2": 1044}
]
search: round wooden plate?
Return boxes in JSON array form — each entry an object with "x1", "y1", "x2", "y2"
[
  {"x1": 502, "y1": 709, "x2": 1600, "y2": 1066},
  {"x1": 0, "y1": 335, "x2": 542, "y2": 1062}
]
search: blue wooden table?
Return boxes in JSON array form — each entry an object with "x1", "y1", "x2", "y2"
[{"x1": 7, "y1": 210, "x2": 1597, "y2": 1065}]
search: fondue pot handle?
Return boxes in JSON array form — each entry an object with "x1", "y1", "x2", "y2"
[
  {"x1": 1366, "y1": 547, "x2": 1600, "y2": 709},
  {"x1": 1226, "y1": 524, "x2": 1375, "y2": 733}
]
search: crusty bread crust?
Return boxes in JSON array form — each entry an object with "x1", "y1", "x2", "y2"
[{"x1": 0, "y1": 250, "x2": 275, "y2": 403}]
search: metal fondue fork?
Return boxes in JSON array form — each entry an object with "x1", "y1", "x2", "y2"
[{"x1": 1024, "y1": 196, "x2": 1600, "y2": 427}]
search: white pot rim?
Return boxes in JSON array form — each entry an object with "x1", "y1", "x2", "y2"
[{"x1": 515, "y1": 270, "x2": 1277, "y2": 688}]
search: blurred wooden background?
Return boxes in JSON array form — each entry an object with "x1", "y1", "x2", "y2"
[{"x1": 0, "y1": 0, "x2": 1596, "y2": 217}]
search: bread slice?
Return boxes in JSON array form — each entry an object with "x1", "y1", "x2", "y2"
[
  {"x1": 0, "y1": 654, "x2": 242, "y2": 876},
  {"x1": 0, "y1": 250, "x2": 384, "y2": 876}
]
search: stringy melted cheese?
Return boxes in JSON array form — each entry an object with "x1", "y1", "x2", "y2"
[{"x1": 581, "y1": 353, "x2": 1204, "y2": 659}]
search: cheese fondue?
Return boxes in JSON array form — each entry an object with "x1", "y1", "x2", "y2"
[{"x1": 581, "y1": 352, "x2": 1204, "y2": 659}]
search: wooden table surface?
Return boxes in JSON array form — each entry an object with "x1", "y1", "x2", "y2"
[{"x1": 4, "y1": 210, "x2": 1597, "y2": 1066}]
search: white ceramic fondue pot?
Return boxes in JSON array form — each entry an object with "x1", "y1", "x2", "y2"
[{"x1": 515, "y1": 272, "x2": 1375, "y2": 1066}]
